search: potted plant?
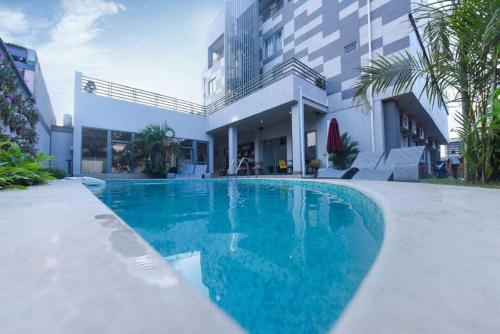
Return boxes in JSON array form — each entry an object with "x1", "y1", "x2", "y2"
[{"x1": 327, "y1": 133, "x2": 359, "y2": 170}]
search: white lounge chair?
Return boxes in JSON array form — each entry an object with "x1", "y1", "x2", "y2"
[
  {"x1": 353, "y1": 146, "x2": 426, "y2": 182},
  {"x1": 175, "y1": 164, "x2": 195, "y2": 178},
  {"x1": 317, "y1": 152, "x2": 383, "y2": 179},
  {"x1": 190, "y1": 164, "x2": 207, "y2": 179}
]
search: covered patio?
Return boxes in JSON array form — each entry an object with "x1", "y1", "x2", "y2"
[{"x1": 209, "y1": 100, "x2": 327, "y2": 176}]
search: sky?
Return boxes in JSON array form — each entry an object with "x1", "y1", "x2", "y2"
[{"x1": 0, "y1": 0, "x2": 224, "y2": 124}]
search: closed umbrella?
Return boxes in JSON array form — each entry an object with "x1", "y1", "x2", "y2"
[{"x1": 326, "y1": 118, "x2": 342, "y2": 154}]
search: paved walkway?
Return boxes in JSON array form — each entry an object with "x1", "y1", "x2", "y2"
[
  {"x1": 0, "y1": 179, "x2": 499, "y2": 333},
  {"x1": 323, "y1": 180, "x2": 500, "y2": 334},
  {"x1": 0, "y1": 181, "x2": 241, "y2": 334}
]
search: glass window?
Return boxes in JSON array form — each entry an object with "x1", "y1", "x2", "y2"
[
  {"x1": 305, "y1": 131, "x2": 317, "y2": 163},
  {"x1": 264, "y1": 36, "x2": 274, "y2": 59},
  {"x1": 180, "y1": 139, "x2": 193, "y2": 148},
  {"x1": 112, "y1": 130, "x2": 132, "y2": 141},
  {"x1": 208, "y1": 79, "x2": 216, "y2": 95},
  {"x1": 111, "y1": 130, "x2": 132, "y2": 173},
  {"x1": 197, "y1": 142, "x2": 208, "y2": 164},
  {"x1": 212, "y1": 49, "x2": 223, "y2": 65},
  {"x1": 82, "y1": 127, "x2": 108, "y2": 173},
  {"x1": 344, "y1": 41, "x2": 358, "y2": 55},
  {"x1": 180, "y1": 147, "x2": 193, "y2": 165},
  {"x1": 275, "y1": 29, "x2": 283, "y2": 53},
  {"x1": 112, "y1": 142, "x2": 131, "y2": 173}
]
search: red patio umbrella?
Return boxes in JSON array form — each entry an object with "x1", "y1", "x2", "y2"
[{"x1": 326, "y1": 118, "x2": 342, "y2": 154}]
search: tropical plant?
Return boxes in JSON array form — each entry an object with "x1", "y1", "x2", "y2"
[
  {"x1": 83, "y1": 80, "x2": 96, "y2": 94},
  {"x1": 353, "y1": 0, "x2": 499, "y2": 183},
  {"x1": 43, "y1": 167, "x2": 67, "y2": 179},
  {"x1": 0, "y1": 52, "x2": 40, "y2": 154},
  {"x1": 0, "y1": 141, "x2": 54, "y2": 190},
  {"x1": 328, "y1": 132, "x2": 360, "y2": 170},
  {"x1": 129, "y1": 123, "x2": 182, "y2": 178}
]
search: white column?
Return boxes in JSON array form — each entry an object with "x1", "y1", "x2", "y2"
[
  {"x1": 299, "y1": 91, "x2": 306, "y2": 176},
  {"x1": 291, "y1": 89, "x2": 305, "y2": 176},
  {"x1": 208, "y1": 134, "x2": 214, "y2": 174},
  {"x1": 72, "y1": 71, "x2": 83, "y2": 176},
  {"x1": 228, "y1": 126, "x2": 238, "y2": 175},
  {"x1": 254, "y1": 131, "x2": 261, "y2": 162}
]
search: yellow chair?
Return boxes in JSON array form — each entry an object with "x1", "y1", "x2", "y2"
[{"x1": 278, "y1": 160, "x2": 288, "y2": 173}]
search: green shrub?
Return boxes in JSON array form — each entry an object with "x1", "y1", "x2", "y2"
[
  {"x1": 43, "y1": 167, "x2": 67, "y2": 179},
  {"x1": 328, "y1": 133, "x2": 360, "y2": 170},
  {"x1": 0, "y1": 141, "x2": 54, "y2": 190}
]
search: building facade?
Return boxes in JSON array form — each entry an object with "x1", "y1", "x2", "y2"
[
  {"x1": 4, "y1": 42, "x2": 57, "y2": 158},
  {"x1": 71, "y1": 0, "x2": 448, "y2": 178}
]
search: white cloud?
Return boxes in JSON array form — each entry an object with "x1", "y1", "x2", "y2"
[
  {"x1": 34, "y1": 0, "x2": 125, "y2": 123},
  {"x1": 0, "y1": 6, "x2": 30, "y2": 41}
]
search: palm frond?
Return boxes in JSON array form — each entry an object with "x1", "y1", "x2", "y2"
[{"x1": 353, "y1": 51, "x2": 446, "y2": 110}]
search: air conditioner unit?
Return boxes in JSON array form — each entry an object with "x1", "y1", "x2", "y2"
[
  {"x1": 418, "y1": 127, "x2": 425, "y2": 141},
  {"x1": 400, "y1": 114, "x2": 409, "y2": 132},
  {"x1": 410, "y1": 120, "x2": 417, "y2": 135}
]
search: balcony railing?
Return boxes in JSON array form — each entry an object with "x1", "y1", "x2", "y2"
[
  {"x1": 81, "y1": 76, "x2": 205, "y2": 116},
  {"x1": 205, "y1": 58, "x2": 326, "y2": 115},
  {"x1": 81, "y1": 58, "x2": 326, "y2": 116}
]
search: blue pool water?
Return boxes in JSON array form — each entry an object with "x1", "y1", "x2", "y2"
[{"x1": 92, "y1": 179, "x2": 383, "y2": 334}]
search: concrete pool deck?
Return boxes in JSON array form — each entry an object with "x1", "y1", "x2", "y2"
[{"x1": 0, "y1": 179, "x2": 499, "y2": 333}]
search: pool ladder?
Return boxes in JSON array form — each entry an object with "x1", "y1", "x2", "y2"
[{"x1": 227, "y1": 158, "x2": 250, "y2": 178}]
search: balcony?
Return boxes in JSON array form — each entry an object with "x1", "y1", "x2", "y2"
[{"x1": 206, "y1": 58, "x2": 326, "y2": 115}]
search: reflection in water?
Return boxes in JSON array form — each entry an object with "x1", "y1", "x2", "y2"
[{"x1": 96, "y1": 180, "x2": 382, "y2": 334}]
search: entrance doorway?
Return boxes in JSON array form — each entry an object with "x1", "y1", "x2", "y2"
[{"x1": 263, "y1": 137, "x2": 287, "y2": 174}]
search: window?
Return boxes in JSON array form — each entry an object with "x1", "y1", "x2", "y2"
[
  {"x1": 11, "y1": 55, "x2": 27, "y2": 64},
  {"x1": 305, "y1": 131, "x2": 317, "y2": 163},
  {"x1": 111, "y1": 131, "x2": 132, "y2": 173},
  {"x1": 179, "y1": 139, "x2": 193, "y2": 165},
  {"x1": 197, "y1": 142, "x2": 208, "y2": 164},
  {"x1": 275, "y1": 29, "x2": 283, "y2": 53},
  {"x1": 82, "y1": 127, "x2": 108, "y2": 173},
  {"x1": 212, "y1": 50, "x2": 223, "y2": 65},
  {"x1": 344, "y1": 41, "x2": 358, "y2": 55},
  {"x1": 264, "y1": 30, "x2": 283, "y2": 59},
  {"x1": 111, "y1": 130, "x2": 132, "y2": 142},
  {"x1": 264, "y1": 36, "x2": 274, "y2": 59},
  {"x1": 208, "y1": 78, "x2": 216, "y2": 95},
  {"x1": 180, "y1": 139, "x2": 193, "y2": 148}
]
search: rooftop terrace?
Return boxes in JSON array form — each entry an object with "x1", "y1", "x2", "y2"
[{"x1": 81, "y1": 58, "x2": 326, "y2": 116}]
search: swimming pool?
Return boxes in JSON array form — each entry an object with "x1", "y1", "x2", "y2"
[{"x1": 91, "y1": 179, "x2": 384, "y2": 334}]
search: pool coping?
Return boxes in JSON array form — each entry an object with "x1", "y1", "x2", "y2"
[{"x1": 1, "y1": 178, "x2": 499, "y2": 333}]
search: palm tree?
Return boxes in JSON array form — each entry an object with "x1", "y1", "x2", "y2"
[
  {"x1": 329, "y1": 132, "x2": 360, "y2": 170},
  {"x1": 353, "y1": 0, "x2": 499, "y2": 183},
  {"x1": 130, "y1": 123, "x2": 182, "y2": 178}
]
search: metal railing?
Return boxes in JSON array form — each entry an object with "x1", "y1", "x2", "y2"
[
  {"x1": 81, "y1": 58, "x2": 326, "y2": 116},
  {"x1": 205, "y1": 58, "x2": 326, "y2": 114},
  {"x1": 81, "y1": 75, "x2": 205, "y2": 115}
]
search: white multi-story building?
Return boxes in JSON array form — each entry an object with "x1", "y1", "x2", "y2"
[{"x1": 71, "y1": 0, "x2": 448, "y2": 178}]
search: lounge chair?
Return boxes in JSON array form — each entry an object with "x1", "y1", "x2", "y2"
[
  {"x1": 175, "y1": 164, "x2": 195, "y2": 178},
  {"x1": 317, "y1": 152, "x2": 383, "y2": 179},
  {"x1": 353, "y1": 146, "x2": 425, "y2": 182},
  {"x1": 191, "y1": 164, "x2": 207, "y2": 178}
]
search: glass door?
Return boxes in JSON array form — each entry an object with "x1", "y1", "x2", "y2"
[{"x1": 263, "y1": 137, "x2": 287, "y2": 174}]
